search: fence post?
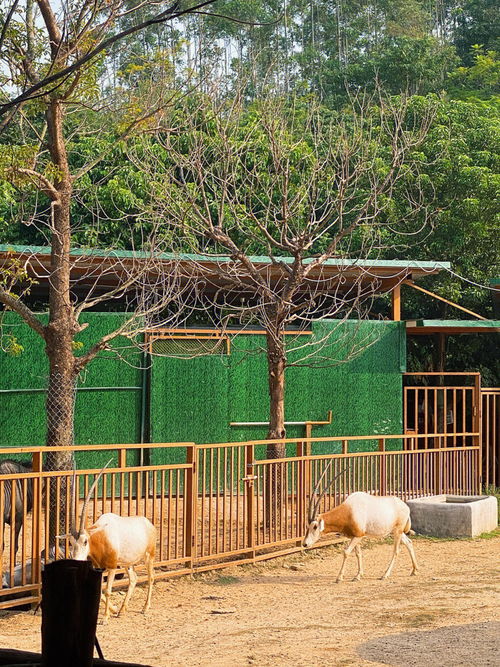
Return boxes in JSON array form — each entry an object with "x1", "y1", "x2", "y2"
[
  {"x1": 118, "y1": 448, "x2": 126, "y2": 515},
  {"x1": 32, "y1": 450, "x2": 43, "y2": 604},
  {"x1": 296, "y1": 441, "x2": 307, "y2": 540},
  {"x1": 185, "y1": 445, "x2": 197, "y2": 569},
  {"x1": 474, "y1": 374, "x2": 482, "y2": 491},
  {"x1": 245, "y1": 444, "x2": 255, "y2": 552},
  {"x1": 378, "y1": 439, "x2": 387, "y2": 496}
]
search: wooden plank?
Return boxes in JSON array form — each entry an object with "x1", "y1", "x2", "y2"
[
  {"x1": 403, "y1": 280, "x2": 487, "y2": 319},
  {"x1": 391, "y1": 283, "x2": 401, "y2": 321}
]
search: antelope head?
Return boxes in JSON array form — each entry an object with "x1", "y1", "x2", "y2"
[
  {"x1": 302, "y1": 462, "x2": 345, "y2": 548},
  {"x1": 69, "y1": 461, "x2": 112, "y2": 561}
]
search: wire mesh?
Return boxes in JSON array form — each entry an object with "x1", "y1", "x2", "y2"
[
  {"x1": 150, "y1": 337, "x2": 228, "y2": 356},
  {"x1": 43, "y1": 372, "x2": 76, "y2": 558}
]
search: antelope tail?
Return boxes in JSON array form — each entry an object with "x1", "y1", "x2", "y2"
[{"x1": 404, "y1": 518, "x2": 414, "y2": 535}]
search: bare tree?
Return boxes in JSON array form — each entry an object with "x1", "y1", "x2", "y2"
[
  {"x1": 134, "y1": 89, "x2": 436, "y2": 458},
  {"x1": 0, "y1": 0, "x2": 235, "y2": 547},
  {"x1": 0, "y1": 0, "x2": 227, "y2": 447},
  {"x1": 0, "y1": 1, "x2": 223, "y2": 123}
]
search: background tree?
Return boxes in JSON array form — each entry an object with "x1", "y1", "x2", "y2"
[
  {"x1": 133, "y1": 90, "x2": 437, "y2": 456},
  {"x1": 0, "y1": 0, "x2": 238, "y2": 546}
]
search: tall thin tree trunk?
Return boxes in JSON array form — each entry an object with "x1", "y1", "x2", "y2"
[
  {"x1": 44, "y1": 99, "x2": 77, "y2": 551},
  {"x1": 265, "y1": 330, "x2": 287, "y2": 528},
  {"x1": 266, "y1": 332, "x2": 286, "y2": 457}
]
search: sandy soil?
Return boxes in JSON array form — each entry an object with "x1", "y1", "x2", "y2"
[{"x1": 0, "y1": 536, "x2": 499, "y2": 667}]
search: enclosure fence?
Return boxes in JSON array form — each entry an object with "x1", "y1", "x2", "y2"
[
  {"x1": 403, "y1": 372, "x2": 481, "y2": 449},
  {"x1": 482, "y1": 388, "x2": 500, "y2": 487},
  {"x1": 0, "y1": 430, "x2": 481, "y2": 610}
]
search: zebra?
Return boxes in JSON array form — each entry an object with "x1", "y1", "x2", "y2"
[{"x1": 0, "y1": 459, "x2": 34, "y2": 557}]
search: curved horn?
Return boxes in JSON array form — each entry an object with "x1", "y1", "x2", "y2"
[
  {"x1": 77, "y1": 459, "x2": 112, "y2": 535},
  {"x1": 307, "y1": 461, "x2": 349, "y2": 522},
  {"x1": 307, "y1": 459, "x2": 334, "y2": 522},
  {"x1": 70, "y1": 470, "x2": 77, "y2": 538}
]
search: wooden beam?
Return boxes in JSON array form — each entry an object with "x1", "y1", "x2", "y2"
[
  {"x1": 391, "y1": 284, "x2": 401, "y2": 321},
  {"x1": 403, "y1": 280, "x2": 487, "y2": 320}
]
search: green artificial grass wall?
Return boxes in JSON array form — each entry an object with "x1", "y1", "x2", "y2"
[
  {"x1": 150, "y1": 320, "x2": 406, "y2": 463},
  {"x1": 0, "y1": 312, "x2": 142, "y2": 468},
  {"x1": 1, "y1": 314, "x2": 406, "y2": 468}
]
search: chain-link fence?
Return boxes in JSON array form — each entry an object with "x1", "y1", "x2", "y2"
[{"x1": 43, "y1": 372, "x2": 76, "y2": 559}]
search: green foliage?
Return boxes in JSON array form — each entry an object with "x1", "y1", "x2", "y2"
[
  {"x1": 1, "y1": 333, "x2": 24, "y2": 356},
  {"x1": 453, "y1": 0, "x2": 500, "y2": 65},
  {"x1": 448, "y1": 47, "x2": 500, "y2": 99},
  {"x1": 0, "y1": 0, "x2": 497, "y2": 386},
  {"x1": 386, "y1": 96, "x2": 499, "y2": 313},
  {"x1": 0, "y1": 249, "x2": 38, "y2": 302}
]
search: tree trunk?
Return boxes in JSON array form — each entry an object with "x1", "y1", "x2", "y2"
[
  {"x1": 266, "y1": 331, "x2": 286, "y2": 458},
  {"x1": 265, "y1": 330, "x2": 287, "y2": 528},
  {"x1": 44, "y1": 328, "x2": 76, "y2": 549},
  {"x1": 44, "y1": 99, "x2": 78, "y2": 551}
]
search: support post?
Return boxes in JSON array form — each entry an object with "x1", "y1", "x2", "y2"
[
  {"x1": 296, "y1": 441, "x2": 308, "y2": 539},
  {"x1": 31, "y1": 451, "x2": 43, "y2": 601},
  {"x1": 378, "y1": 438, "x2": 387, "y2": 496},
  {"x1": 245, "y1": 444, "x2": 255, "y2": 551},
  {"x1": 41, "y1": 560, "x2": 102, "y2": 667},
  {"x1": 474, "y1": 374, "x2": 482, "y2": 491},
  {"x1": 391, "y1": 284, "x2": 401, "y2": 321},
  {"x1": 184, "y1": 445, "x2": 197, "y2": 568},
  {"x1": 301, "y1": 430, "x2": 312, "y2": 515}
]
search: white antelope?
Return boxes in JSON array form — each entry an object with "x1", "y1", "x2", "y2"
[
  {"x1": 67, "y1": 464, "x2": 156, "y2": 622},
  {"x1": 302, "y1": 465, "x2": 418, "y2": 582}
]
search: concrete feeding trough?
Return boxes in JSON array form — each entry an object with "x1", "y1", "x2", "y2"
[{"x1": 406, "y1": 495, "x2": 498, "y2": 538}]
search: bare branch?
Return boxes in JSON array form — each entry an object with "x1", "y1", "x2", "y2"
[
  {"x1": 0, "y1": 0, "x2": 231, "y2": 117},
  {"x1": 0, "y1": 287, "x2": 46, "y2": 338}
]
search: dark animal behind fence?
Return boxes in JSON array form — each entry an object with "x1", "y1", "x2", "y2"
[{"x1": 0, "y1": 459, "x2": 33, "y2": 556}]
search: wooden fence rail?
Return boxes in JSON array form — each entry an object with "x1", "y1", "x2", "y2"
[{"x1": 0, "y1": 433, "x2": 481, "y2": 609}]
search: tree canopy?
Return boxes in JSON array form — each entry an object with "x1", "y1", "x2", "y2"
[{"x1": 1, "y1": 0, "x2": 499, "y2": 381}]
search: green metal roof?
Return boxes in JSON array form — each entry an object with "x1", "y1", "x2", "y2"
[
  {"x1": 407, "y1": 320, "x2": 500, "y2": 334},
  {"x1": 0, "y1": 244, "x2": 451, "y2": 272}
]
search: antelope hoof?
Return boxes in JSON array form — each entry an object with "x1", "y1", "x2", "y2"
[
  {"x1": 411, "y1": 569, "x2": 418, "y2": 576},
  {"x1": 353, "y1": 575, "x2": 362, "y2": 581},
  {"x1": 336, "y1": 577, "x2": 343, "y2": 584},
  {"x1": 100, "y1": 617, "x2": 110, "y2": 626},
  {"x1": 380, "y1": 574, "x2": 389, "y2": 580}
]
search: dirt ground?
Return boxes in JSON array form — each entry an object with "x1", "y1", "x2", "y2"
[{"x1": 0, "y1": 535, "x2": 499, "y2": 667}]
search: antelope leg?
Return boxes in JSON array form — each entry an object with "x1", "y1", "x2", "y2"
[
  {"x1": 337, "y1": 537, "x2": 362, "y2": 583},
  {"x1": 143, "y1": 554, "x2": 154, "y2": 613},
  {"x1": 100, "y1": 592, "x2": 118, "y2": 615},
  {"x1": 102, "y1": 569, "x2": 116, "y2": 623},
  {"x1": 401, "y1": 533, "x2": 419, "y2": 575},
  {"x1": 118, "y1": 566, "x2": 137, "y2": 617},
  {"x1": 381, "y1": 533, "x2": 402, "y2": 580},
  {"x1": 353, "y1": 543, "x2": 364, "y2": 581}
]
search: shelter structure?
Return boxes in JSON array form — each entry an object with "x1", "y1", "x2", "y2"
[
  {"x1": 0, "y1": 245, "x2": 498, "y2": 475},
  {"x1": 0, "y1": 245, "x2": 498, "y2": 611}
]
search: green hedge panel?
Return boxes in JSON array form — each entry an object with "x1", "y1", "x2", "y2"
[
  {"x1": 150, "y1": 320, "x2": 406, "y2": 462},
  {"x1": 1, "y1": 314, "x2": 406, "y2": 468},
  {"x1": 0, "y1": 312, "x2": 142, "y2": 468}
]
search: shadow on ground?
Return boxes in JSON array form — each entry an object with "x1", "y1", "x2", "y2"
[{"x1": 357, "y1": 621, "x2": 500, "y2": 666}]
